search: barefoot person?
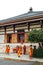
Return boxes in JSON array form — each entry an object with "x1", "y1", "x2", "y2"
[
  {"x1": 23, "y1": 45, "x2": 26, "y2": 55},
  {"x1": 5, "y1": 45, "x2": 10, "y2": 54},
  {"x1": 17, "y1": 46, "x2": 22, "y2": 57},
  {"x1": 29, "y1": 45, "x2": 33, "y2": 58}
]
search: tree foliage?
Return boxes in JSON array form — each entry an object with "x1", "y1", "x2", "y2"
[{"x1": 28, "y1": 29, "x2": 43, "y2": 43}]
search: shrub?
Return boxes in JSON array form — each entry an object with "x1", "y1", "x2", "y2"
[
  {"x1": 28, "y1": 29, "x2": 43, "y2": 43},
  {"x1": 28, "y1": 29, "x2": 43, "y2": 58},
  {"x1": 33, "y1": 48, "x2": 43, "y2": 58}
]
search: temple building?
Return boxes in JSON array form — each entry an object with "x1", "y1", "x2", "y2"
[{"x1": 0, "y1": 7, "x2": 43, "y2": 43}]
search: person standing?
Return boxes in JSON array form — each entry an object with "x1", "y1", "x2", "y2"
[
  {"x1": 23, "y1": 45, "x2": 26, "y2": 55},
  {"x1": 29, "y1": 45, "x2": 33, "y2": 58},
  {"x1": 17, "y1": 46, "x2": 22, "y2": 57},
  {"x1": 5, "y1": 45, "x2": 10, "y2": 54}
]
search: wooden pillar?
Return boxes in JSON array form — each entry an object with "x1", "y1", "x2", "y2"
[
  {"x1": 26, "y1": 22, "x2": 30, "y2": 43},
  {"x1": 13, "y1": 25, "x2": 15, "y2": 33},
  {"x1": 24, "y1": 32, "x2": 28, "y2": 43},
  {"x1": 4, "y1": 34, "x2": 7, "y2": 43},
  {"x1": 4, "y1": 26, "x2": 6, "y2": 34},
  {"x1": 4, "y1": 26, "x2": 7, "y2": 43},
  {"x1": 28, "y1": 23, "x2": 30, "y2": 31}
]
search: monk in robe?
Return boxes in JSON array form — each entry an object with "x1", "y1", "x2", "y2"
[
  {"x1": 17, "y1": 46, "x2": 22, "y2": 57},
  {"x1": 29, "y1": 45, "x2": 33, "y2": 58},
  {"x1": 23, "y1": 45, "x2": 26, "y2": 55},
  {"x1": 5, "y1": 45, "x2": 10, "y2": 54},
  {"x1": 16, "y1": 46, "x2": 19, "y2": 53},
  {"x1": 20, "y1": 46, "x2": 22, "y2": 55}
]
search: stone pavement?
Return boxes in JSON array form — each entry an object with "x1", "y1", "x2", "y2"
[
  {"x1": 0, "y1": 59, "x2": 35, "y2": 65},
  {"x1": 0, "y1": 53, "x2": 43, "y2": 62}
]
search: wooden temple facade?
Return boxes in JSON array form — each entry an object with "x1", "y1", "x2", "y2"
[{"x1": 0, "y1": 8, "x2": 43, "y2": 43}]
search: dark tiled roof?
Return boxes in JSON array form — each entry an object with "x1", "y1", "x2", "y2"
[{"x1": 0, "y1": 11, "x2": 43, "y2": 23}]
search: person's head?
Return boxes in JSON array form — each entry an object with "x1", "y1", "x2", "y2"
[
  {"x1": 7, "y1": 45, "x2": 10, "y2": 47},
  {"x1": 34, "y1": 46, "x2": 36, "y2": 49},
  {"x1": 16, "y1": 45, "x2": 19, "y2": 49},
  {"x1": 30, "y1": 45, "x2": 32, "y2": 48},
  {"x1": 30, "y1": 45, "x2": 32, "y2": 46}
]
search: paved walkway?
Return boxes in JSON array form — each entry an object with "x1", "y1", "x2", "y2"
[
  {"x1": 0, "y1": 59, "x2": 36, "y2": 65},
  {"x1": 0, "y1": 53, "x2": 43, "y2": 62}
]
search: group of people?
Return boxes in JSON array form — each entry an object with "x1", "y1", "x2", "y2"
[
  {"x1": 5, "y1": 45, "x2": 26, "y2": 57},
  {"x1": 5, "y1": 44, "x2": 34, "y2": 58}
]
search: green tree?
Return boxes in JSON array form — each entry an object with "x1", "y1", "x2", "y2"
[
  {"x1": 28, "y1": 29, "x2": 43, "y2": 58},
  {"x1": 28, "y1": 29, "x2": 43, "y2": 43}
]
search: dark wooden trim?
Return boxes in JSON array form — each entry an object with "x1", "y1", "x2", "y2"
[
  {"x1": 28, "y1": 23, "x2": 30, "y2": 30},
  {"x1": 4, "y1": 26, "x2": 6, "y2": 34},
  {"x1": 30, "y1": 21, "x2": 41, "y2": 25},
  {"x1": 13, "y1": 25, "x2": 15, "y2": 33}
]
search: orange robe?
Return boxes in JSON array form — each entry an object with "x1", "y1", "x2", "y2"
[
  {"x1": 17, "y1": 47, "x2": 22, "y2": 57},
  {"x1": 29, "y1": 48, "x2": 33, "y2": 57},
  {"x1": 5, "y1": 46, "x2": 10, "y2": 54}
]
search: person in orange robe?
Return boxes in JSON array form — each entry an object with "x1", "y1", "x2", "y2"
[
  {"x1": 17, "y1": 46, "x2": 22, "y2": 57},
  {"x1": 17, "y1": 48, "x2": 21, "y2": 57},
  {"x1": 29, "y1": 45, "x2": 33, "y2": 58},
  {"x1": 16, "y1": 46, "x2": 19, "y2": 53},
  {"x1": 20, "y1": 46, "x2": 22, "y2": 55},
  {"x1": 5, "y1": 45, "x2": 10, "y2": 54}
]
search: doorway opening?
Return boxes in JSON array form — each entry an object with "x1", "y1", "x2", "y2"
[
  {"x1": 17, "y1": 30, "x2": 24, "y2": 43},
  {"x1": 7, "y1": 34, "x2": 12, "y2": 43}
]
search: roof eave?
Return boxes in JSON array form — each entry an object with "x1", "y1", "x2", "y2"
[{"x1": 0, "y1": 14, "x2": 43, "y2": 26}]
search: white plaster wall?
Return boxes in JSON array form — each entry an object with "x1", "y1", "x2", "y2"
[
  {"x1": 0, "y1": 43, "x2": 39, "y2": 53},
  {"x1": 0, "y1": 35, "x2": 4, "y2": 43}
]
